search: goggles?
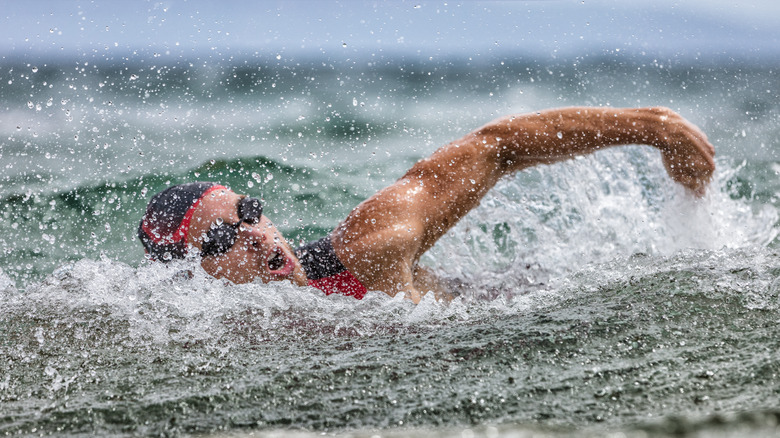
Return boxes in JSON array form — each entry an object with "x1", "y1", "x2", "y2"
[{"x1": 200, "y1": 196, "x2": 263, "y2": 257}]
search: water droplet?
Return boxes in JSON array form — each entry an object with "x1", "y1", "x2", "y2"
[
  {"x1": 31, "y1": 66, "x2": 38, "y2": 73},
  {"x1": 247, "y1": 180, "x2": 254, "y2": 188},
  {"x1": 557, "y1": 132, "x2": 563, "y2": 139},
  {"x1": 342, "y1": 42, "x2": 347, "y2": 48}
]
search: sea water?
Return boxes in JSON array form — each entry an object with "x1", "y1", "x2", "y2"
[{"x1": 2, "y1": 54, "x2": 780, "y2": 437}]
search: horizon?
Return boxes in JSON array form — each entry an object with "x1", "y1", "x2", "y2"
[{"x1": 2, "y1": 1, "x2": 779, "y2": 64}]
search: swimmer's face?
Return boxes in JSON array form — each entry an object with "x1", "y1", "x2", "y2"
[{"x1": 187, "y1": 188, "x2": 307, "y2": 286}]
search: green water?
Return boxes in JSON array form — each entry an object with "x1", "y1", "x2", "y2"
[{"x1": 1, "y1": 56, "x2": 780, "y2": 437}]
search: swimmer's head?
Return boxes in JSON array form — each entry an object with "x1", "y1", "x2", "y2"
[
  {"x1": 139, "y1": 182, "x2": 306, "y2": 286},
  {"x1": 138, "y1": 182, "x2": 225, "y2": 261}
]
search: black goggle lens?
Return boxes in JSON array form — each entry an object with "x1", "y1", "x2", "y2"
[
  {"x1": 237, "y1": 196, "x2": 263, "y2": 225},
  {"x1": 200, "y1": 197, "x2": 263, "y2": 257}
]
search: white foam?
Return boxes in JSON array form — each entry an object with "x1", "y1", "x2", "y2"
[
  {"x1": 424, "y1": 147, "x2": 778, "y2": 291},
  {"x1": 1, "y1": 251, "x2": 568, "y2": 348},
  {"x1": 0, "y1": 267, "x2": 16, "y2": 294}
]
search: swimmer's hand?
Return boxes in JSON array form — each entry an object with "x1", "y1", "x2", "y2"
[{"x1": 650, "y1": 107, "x2": 716, "y2": 197}]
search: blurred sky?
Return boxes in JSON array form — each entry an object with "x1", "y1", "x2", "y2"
[{"x1": 1, "y1": 0, "x2": 779, "y2": 61}]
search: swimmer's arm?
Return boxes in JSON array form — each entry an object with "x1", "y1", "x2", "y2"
[
  {"x1": 395, "y1": 106, "x2": 716, "y2": 255},
  {"x1": 478, "y1": 106, "x2": 716, "y2": 195},
  {"x1": 333, "y1": 107, "x2": 715, "y2": 302}
]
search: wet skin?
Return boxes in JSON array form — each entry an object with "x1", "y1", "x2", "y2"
[
  {"x1": 186, "y1": 107, "x2": 716, "y2": 303},
  {"x1": 187, "y1": 189, "x2": 308, "y2": 287}
]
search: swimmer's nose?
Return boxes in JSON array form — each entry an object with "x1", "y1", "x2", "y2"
[{"x1": 238, "y1": 223, "x2": 268, "y2": 251}]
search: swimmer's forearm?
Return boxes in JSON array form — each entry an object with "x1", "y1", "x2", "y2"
[{"x1": 476, "y1": 107, "x2": 681, "y2": 168}]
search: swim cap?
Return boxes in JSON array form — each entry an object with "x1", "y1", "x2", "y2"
[{"x1": 138, "y1": 182, "x2": 227, "y2": 261}]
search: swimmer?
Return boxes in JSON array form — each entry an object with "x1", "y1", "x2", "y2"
[{"x1": 139, "y1": 107, "x2": 715, "y2": 303}]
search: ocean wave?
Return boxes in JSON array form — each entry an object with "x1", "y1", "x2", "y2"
[{"x1": 2, "y1": 245, "x2": 780, "y2": 435}]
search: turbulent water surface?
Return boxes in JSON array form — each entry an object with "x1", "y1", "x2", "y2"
[{"x1": 2, "y1": 54, "x2": 780, "y2": 437}]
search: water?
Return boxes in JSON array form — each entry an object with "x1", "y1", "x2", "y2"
[{"x1": 2, "y1": 53, "x2": 780, "y2": 437}]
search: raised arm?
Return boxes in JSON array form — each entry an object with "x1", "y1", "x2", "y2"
[
  {"x1": 332, "y1": 107, "x2": 715, "y2": 302},
  {"x1": 479, "y1": 106, "x2": 715, "y2": 194}
]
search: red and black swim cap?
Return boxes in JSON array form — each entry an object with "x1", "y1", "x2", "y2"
[{"x1": 138, "y1": 182, "x2": 227, "y2": 261}]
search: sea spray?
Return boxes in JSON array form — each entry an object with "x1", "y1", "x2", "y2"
[
  {"x1": 2, "y1": 57, "x2": 780, "y2": 436},
  {"x1": 425, "y1": 148, "x2": 778, "y2": 297}
]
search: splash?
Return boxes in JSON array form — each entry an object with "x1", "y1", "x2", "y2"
[{"x1": 425, "y1": 147, "x2": 778, "y2": 295}]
